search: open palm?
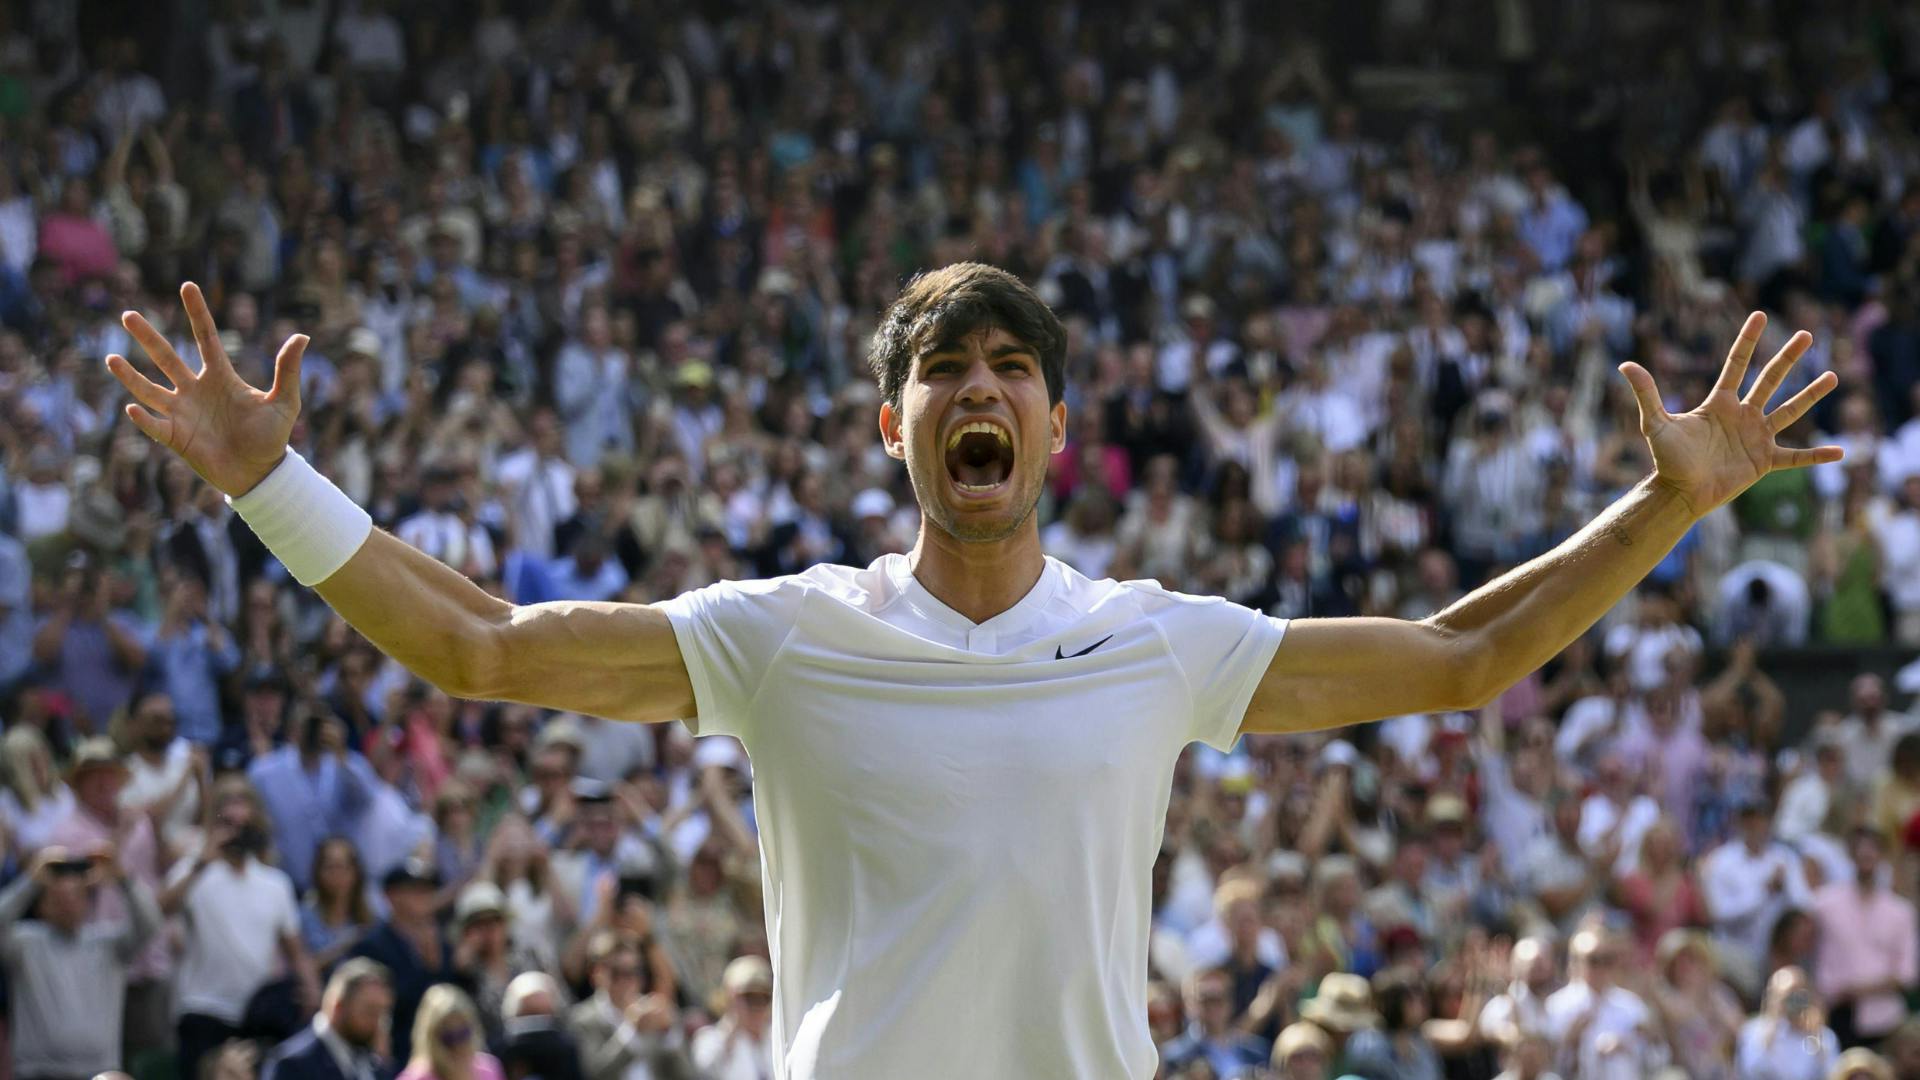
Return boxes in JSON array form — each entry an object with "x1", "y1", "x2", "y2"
[
  {"x1": 105, "y1": 282, "x2": 309, "y2": 497},
  {"x1": 1619, "y1": 311, "x2": 1843, "y2": 516}
]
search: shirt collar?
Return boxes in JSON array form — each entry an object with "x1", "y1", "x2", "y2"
[{"x1": 879, "y1": 552, "x2": 1061, "y2": 643}]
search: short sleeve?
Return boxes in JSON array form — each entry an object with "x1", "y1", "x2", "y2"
[
  {"x1": 1137, "y1": 584, "x2": 1287, "y2": 752},
  {"x1": 655, "y1": 577, "x2": 810, "y2": 743}
]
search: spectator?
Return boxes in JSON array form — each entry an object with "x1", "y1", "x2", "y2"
[
  {"x1": 689, "y1": 956, "x2": 774, "y2": 1080},
  {"x1": 1542, "y1": 928, "x2": 1668, "y2": 1080},
  {"x1": 565, "y1": 932, "x2": 692, "y2": 1080},
  {"x1": 147, "y1": 574, "x2": 240, "y2": 745},
  {"x1": 1812, "y1": 828, "x2": 1917, "y2": 1048},
  {"x1": 1166, "y1": 966, "x2": 1283, "y2": 1076},
  {"x1": 1645, "y1": 928, "x2": 1743, "y2": 1080},
  {"x1": 249, "y1": 710, "x2": 376, "y2": 894},
  {"x1": 31, "y1": 551, "x2": 149, "y2": 737},
  {"x1": 44, "y1": 737, "x2": 172, "y2": 1063},
  {"x1": 1269, "y1": 1020, "x2": 1336, "y2": 1079},
  {"x1": 0, "y1": 725, "x2": 74, "y2": 854},
  {"x1": 301, "y1": 836, "x2": 377, "y2": 970},
  {"x1": 0, "y1": 844, "x2": 160, "y2": 1080},
  {"x1": 399, "y1": 986, "x2": 502, "y2": 1080},
  {"x1": 496, "y1": 972, "x2": 583, "y2": 1080},
  {"x1": 350, "y1": 858, "x2": 469, "y2": 1056},
  {"x1": 259, "y1": 959, "x2": 398, "y2": 1080},
  {"x1": 163, "y1": 777, "x2": 321, "y2": 1080},
  {"x1": 117, "y1": 685, "x2": 208, "y2": 854},
  {"x1": 1737, "y1": 967, "x2": 1840, "y2": 1080},
  {"x1": 1831, "y1": 675, "x2": 1918, "y2": 792},
  {"x1": 1713, "y1": 560, "x2": 1812, "y2": 647},
  {"x1": 1701, "y1": 797, "x2": 1814, "y2": 993},
  {"x1": 451, "y1": 882, "x2": 536, "y2": 1049},
  {"x1": 1478, "y1": 936, "x2": 1557, "y2": 1045}
]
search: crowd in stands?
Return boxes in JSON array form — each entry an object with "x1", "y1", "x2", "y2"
[{"x1": 6, "y1": 0, "x2": 1920, "y2": 1078}]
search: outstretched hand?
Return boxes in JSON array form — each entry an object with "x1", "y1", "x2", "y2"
[
  {"x1": 1619, "y1": 311, "x2": 1842, "y2": 517},
  {"x1": 105, "y1": 282, "x2": 308, "y2": 497}
]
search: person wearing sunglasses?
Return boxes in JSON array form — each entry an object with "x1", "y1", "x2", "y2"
[{"x1": 399, "y1": 986, "x2": 503, "y2": 1080}]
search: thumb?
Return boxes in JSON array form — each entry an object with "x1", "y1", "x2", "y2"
[
  {"x1": 267, "y1": 333, "x2": 309, "y2": 408},
  {"x1": 1617, "y1": 361, "x2": 1668, "y2": 432}
]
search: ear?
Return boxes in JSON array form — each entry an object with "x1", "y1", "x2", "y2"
[
  {"x1": 879, "y1": 401, "x2": 906, "y2": 461},
  {"x1": 1048, "y1": 400, "x2": 1068, "y2": 455}
]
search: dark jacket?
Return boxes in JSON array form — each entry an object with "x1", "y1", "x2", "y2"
[
  {"x1": 260, "y1": 1023, "x2": 396, "y2": 1080},
  {"x1": 498, "y1": 1017, "x2": 587, "y2": 1080},
  {"x1": 346, "y1": 923, "x2": 474, "y2": 1055}
]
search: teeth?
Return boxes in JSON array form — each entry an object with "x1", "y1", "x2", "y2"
[
  {"x1": 946, "y1": 421, "x2": 1012, "y2": 451},
  {"x1": 956, "y1": 482, "x2": 1001, "y2": 492}
]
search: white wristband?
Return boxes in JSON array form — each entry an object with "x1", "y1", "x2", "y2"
[{"x1": 226, "y1": 449, "x2": 373, "y2": 586}]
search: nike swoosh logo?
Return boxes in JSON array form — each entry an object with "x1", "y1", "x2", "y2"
[{"x1": 1054, "y1": 635, "x2": 1113, "y2": 660}]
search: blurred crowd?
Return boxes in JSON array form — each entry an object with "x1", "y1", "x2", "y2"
[{"x1": 5, "y1": 1, "x2": 1920, "y2": 1079}]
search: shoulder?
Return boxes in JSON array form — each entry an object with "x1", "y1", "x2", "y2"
[{"x1": 267, "y1": 1028, "x2": 326, "y2": 1064}]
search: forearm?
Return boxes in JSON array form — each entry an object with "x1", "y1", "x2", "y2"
[
  {"x1": 312, "y1": 530, "x2": 507, "y2": 696},
  {"x1": 1433, "y1": 475, "x2": 1696, "y2": 706}
]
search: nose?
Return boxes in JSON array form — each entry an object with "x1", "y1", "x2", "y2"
[{"x1": 954, "y1": 357, "x2": 1002, "y2": 407}]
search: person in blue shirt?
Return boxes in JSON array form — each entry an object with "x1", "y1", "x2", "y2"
[
  {"x1": 247, "y1": 708, "x2": 376, "y2": 894},
  {"x1": 1159, "y1": 967, "x2": 1273, "y2": 1078},
  {"x1": 148, "y1": 575, "x2": 241, "y2": 745}
]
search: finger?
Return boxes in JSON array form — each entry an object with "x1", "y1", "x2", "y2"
[
  {"x1": 121, "y1": 310, "x2": 195, "y2": 386},
  {"x1": 1743, "y1": 329, "x2": 1812, "y2": 408},
  {"x1": 1617, "y1": 362, "x2": 1669, "y2": 431},
  {"x1": 124, "y1": 402, "x2": 174, "y2": 446},
  {"x1": 179, "y1": 281, "x2": 235, "y2": 377},
  {"x1": 1771, "y1": 444, "x2": 1845, "y2": 470},
  {"x1": 267, "y1": 333, "x2": 309, "y2": 406},
  {"x1": 106, "y1": 353, "x2": 177, "y2": 412},
  {"x1": 1766, "y1": 370, "x2": 1838, "y2": 434},
  {"x1": 1711, "y1": 311, "x2": 1767, "y2": 396}
]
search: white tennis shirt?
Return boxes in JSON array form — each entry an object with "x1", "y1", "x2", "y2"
[{"x1": 659, "y1": 553, "x2": 1288, "y2": 1078}]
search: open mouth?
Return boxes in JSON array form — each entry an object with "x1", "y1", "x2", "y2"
[{"x1": 944, "y1": 420, "x2": 1014, "y2": 493}]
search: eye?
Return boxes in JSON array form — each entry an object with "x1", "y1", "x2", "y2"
[
  {"x1": 925, "y1": 360, "x2": 961, "y2": 376},
  {"x1": 997, "y1": 360, "x2": 1032, "y2": 375}
]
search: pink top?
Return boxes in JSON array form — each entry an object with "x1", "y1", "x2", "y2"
[
  {"x1": 398, "y1": 1052, "x2": 505, "y2": 1080},
  {"x1": 1812, "y1": 882, "x2": 1918, "y2": 1037},
  {"x1": 37, "y1": 213, "x2": 119, "y2": 285}
]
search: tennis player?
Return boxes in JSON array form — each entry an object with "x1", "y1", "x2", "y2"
[{"x1": 107, "y1": 264, "x2": 1839, "y2": 1078}]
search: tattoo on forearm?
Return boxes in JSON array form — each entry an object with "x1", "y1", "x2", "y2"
[{"x1": 1607, "y1": 522, "x2": 1633, "y2": 547}]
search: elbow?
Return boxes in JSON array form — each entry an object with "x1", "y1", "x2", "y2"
[
  {"x1": 1427, "y1": 620, "x2": 1501, "y2": 712},
  {"x1": 443, "y1": 607, "x2": 511, "y2": 701}
]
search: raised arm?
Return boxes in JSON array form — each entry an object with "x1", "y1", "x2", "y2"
[
  {"x1": 106, "y1": 283, "x2": 694, "y2": 724},
  {"x1": 1244, "y1": 312, "x2": 1841, "y2": 735}
]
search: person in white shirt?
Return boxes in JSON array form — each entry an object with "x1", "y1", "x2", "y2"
[
  {"x1": 1701, "y1": 798, "x2": 1815, "y2": 994},
  {"x1": 161, "y1": 777, "x2": 322, "y2": 1080},
  {"x1": 1542, "y1": 928, "x2": 1669, "y2": 1080},
  {"x1": 112, "y1": 268, "x2": 1846, "y2": 1078},
  {"x1": 692, "y1": 956, "x2": 776, "y2": 1080},
  {"x1": 1477, "y1": 936, "x2": 1558, "y2": 1044},
  {"x1": 1736, "y1": 967, "x2": 1840, "y2": 1080},
  {"x1": 1831, "y1": 674, "x2": 1920, "y2": 791}
]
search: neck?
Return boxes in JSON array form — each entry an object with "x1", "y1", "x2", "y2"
[{"x1": 907, "y1": 522, "x2": 1046, "y2": 625}]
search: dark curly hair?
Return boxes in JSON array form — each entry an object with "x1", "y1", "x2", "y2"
[{"x1": 866, "y1": 262, "x2": 1066, "y2": 409}]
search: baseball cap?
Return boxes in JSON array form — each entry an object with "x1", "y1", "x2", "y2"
[
  {"x1": 722, "y1": 955, "x2": 772, "y2": 995},
  {"x1": 381, "y1": 857, "x2": 442, "y2": 891},
  {"x1": 851, "y1": 488, "x2": 894, "y2": 521},
  {"x1": 454, "y1": 882, "x2": 508, "y2": 929}
]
